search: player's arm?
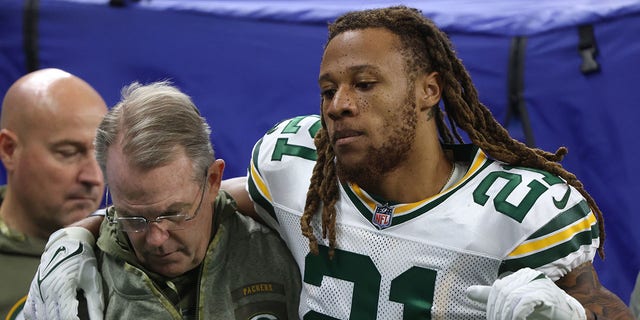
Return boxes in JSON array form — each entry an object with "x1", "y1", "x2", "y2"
[
  {"x1": 69, "y1": 213, "x2": 105, "y2": 237},
  {"x1": 221, "y1": 176, "x2": 260, "y2": 222},
  {"x1": 557, "y1": 262, "x2": 634, "y2": 319}
]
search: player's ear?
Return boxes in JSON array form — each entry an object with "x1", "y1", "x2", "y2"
[{"x1": 418, "y1": 72, "x2": 442, "y2": 110}]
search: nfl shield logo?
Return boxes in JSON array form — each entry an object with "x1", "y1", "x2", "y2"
[{"x1": 372, "y1": 203, "x2": 393, "y2": 229}]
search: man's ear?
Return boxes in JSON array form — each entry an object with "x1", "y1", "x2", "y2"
[
  {"x1": 418, "y1": 72, "x2": 442, "y2": 111},
  {"x1": 206, "y1": 159, "x2": 225, "y2": 195},
  {"x1": 0, "y1": 129, "x2": 18, "y2": 170}
]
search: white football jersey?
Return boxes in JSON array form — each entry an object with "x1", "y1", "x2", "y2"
[{"x1": 248, "y1": 115, "x2": 599, "y2": 319}]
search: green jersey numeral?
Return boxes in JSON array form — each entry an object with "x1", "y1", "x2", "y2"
[
  {"x1": 303, "y1": 245, "x2": 437, "y2": 319},
  {"x1": 269, "y1": 116, "x2": 321, "y2": 161},
  {"x1": 472, "y1": 167, "x2": 563, "y2": 222}
]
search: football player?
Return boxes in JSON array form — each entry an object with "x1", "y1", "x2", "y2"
[{"x1": 247, "y1": 6, "x2": 632, "y2": 319}]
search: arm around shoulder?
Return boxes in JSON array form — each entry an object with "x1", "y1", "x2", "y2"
[
  {"x1": 221, "y1": 177, "x2": 261, "y2": 223},
  {"x1": 66, "y1": 209, "x2": 107, "y2": 238}
]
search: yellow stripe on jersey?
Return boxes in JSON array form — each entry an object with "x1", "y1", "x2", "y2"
[
  {"x1": 349, "y1": 184, "x2": 377, "y2": 210},
  {"x1": 442, "y1": 148, "x2": 487, "y2": 193},
  {"x1": 250, "y1": 161, "x2": 273, "y2": 203},
  {"x1": 6, "y1": 295, "x2": 26, "y2": 320},
  {"x1": 508, "y1": 212, "x2": 597, "y2": 257},
  {"x1": 348, "y1": 148, "x2": 488, "y2": 216}
]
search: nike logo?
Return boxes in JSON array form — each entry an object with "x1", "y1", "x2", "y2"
[
  {"x1": 36, "y1": 243, "x2": 84, "y2": 300},
  {"x1": 553, "y1": 187, "x2": 571, "y2": 209}
]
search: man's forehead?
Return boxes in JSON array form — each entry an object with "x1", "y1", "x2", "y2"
[
  {"x1": 321, "y1": 29, "x2": 402, "y2": 69},
  {"x1": 107, "y1": 155, "x2": 197, "y2": 197}
]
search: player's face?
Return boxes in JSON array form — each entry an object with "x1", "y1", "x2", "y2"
[
  {"x1": 106, "y1": 146, "x2": 217, "y2": 278},
  {"x1": 318, "y1": 28, "x2": 419, "y2": 184}
]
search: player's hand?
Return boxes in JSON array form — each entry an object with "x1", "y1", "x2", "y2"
[
  {"x1": 466, "y1": 267, "x2": 586, "y2": 320},
  {"x1": 24, "y1": 226, "x2": 104, "y2": 320}
]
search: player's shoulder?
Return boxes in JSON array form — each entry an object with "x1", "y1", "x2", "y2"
[
  {"x1": 250, "y1": 115, "x2": 320, "y2": 178},
  {"x1": 267, "y1": 115, "x2": 321, "y2": 132},
  {"x1": 453, "y1": 157, "x2": 597, "y2": 267},
  {"x1": 474, "y1": 160, "x2": 588, "y2": 215},
  {"x1": 262, "y1": 115, "x2": 321, "y2": 142},
  {"x1": 486, "y1": 164, "x2": 599, "y2": 278},
  {"x1": 451, "y1": 148, "x2": 590, "y2": 231},
  {"x1": 248, "y1": 116, "x2": 319, "y2": 224},
  {"x1": 472, "y1": 161, "x2": 595, "y2": 254}
]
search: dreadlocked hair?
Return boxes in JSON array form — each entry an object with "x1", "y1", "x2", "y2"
[
  {"x1": 301, "y1": 127, "x2": 339, "y2": 256},
  {"x1": 300, "y1": 5, "x2": 605, "y2": 259}
]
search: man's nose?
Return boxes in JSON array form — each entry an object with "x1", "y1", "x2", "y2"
[
  {"x1": 78, "y1": 155, "x2": 103, "y2": 188},
  {"x1": 326, "y1": 87, "x2": 357, "y2": 120}
]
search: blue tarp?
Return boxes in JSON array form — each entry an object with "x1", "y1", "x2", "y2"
[{"x1": 1, "y1": 0, "x2": 639, "y2": 305}]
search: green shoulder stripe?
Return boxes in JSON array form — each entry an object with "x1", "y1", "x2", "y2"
[
  {"x1": 499, "y1": 225, "x2": 598, "y2": 274},
  {"x1": 529, "y1": 200, "x2": 591, "y2": 239},
  {"x1": 248, "y1": 137, "x2": 277, "y2": 222},
  {"x1": 251, "y1": 137, "x2": 264, "y2": 176},
  {"x1": 247, "y1": 173, "x2": 277, "y2": 223}
]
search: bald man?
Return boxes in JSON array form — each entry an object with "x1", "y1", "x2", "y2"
[{"x1": 0, "y1": 68, "x2": 107, "y2": 318}]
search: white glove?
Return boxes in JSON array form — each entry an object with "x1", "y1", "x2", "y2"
[
  {"x1": 466, "y1": 267, "x2": 586, "y2": 320},
  {"x1": 24, "y1": 227, "x2": 104, "y2": 320}
]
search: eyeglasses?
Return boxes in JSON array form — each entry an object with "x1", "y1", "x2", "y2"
[{"x1": 105, "y1": 173, "x2": 208, "y2": 233}]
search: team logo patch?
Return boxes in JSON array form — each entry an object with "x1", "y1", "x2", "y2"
[
  {"x1": 234, "y1": 300, "x2": 286, "y2": 320},
  {"x1": 372, "y1": 203, "x2": 393, "y2": 229}
]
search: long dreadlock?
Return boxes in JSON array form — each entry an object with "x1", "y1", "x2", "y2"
[{"x1": 300, "y1": 6, "x2": 605, "y2": 259}]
